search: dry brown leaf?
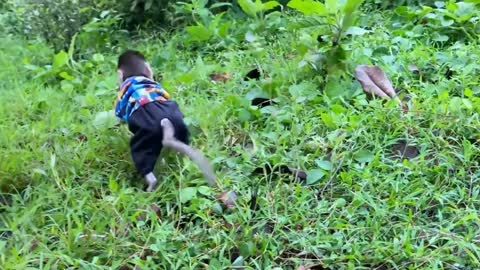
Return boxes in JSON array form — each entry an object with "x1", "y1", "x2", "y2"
[
  {"x1": 210, "y1": 73, "x2": 232, "y2": 83},
  {"x1": 355, "y1": 65, "x2": 401, "y2": 104}
]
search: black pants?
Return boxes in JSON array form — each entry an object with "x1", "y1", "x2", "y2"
[{"x1": 128, "y1": 101, "x2": 190, "y2": 176}]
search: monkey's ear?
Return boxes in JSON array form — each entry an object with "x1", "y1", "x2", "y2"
[
  {"x1": 145, "y1": 62, "x2": 154, "y2": 80},
  {"x1": 117, "y1": 69, "x2": 124, "y2": 87}
]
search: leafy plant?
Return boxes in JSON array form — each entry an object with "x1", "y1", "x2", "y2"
[
  {"x1": 237, "y1": 0, "x2": 282, "y2": 19},
  {"x1": 287, "y1": 0, "x2": 365, "y2": 77},
  {"x1": 393, "y1": 1, "x2": 480, "y2": 46}
]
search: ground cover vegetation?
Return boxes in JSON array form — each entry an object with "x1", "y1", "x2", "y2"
[{"x1": 1, "y1": 0, "x2": 480, "y2": 269}]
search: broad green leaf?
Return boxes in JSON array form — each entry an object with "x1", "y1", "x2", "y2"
[
  {"x1": 264, "y1": 1, "x2": 281, "y2": 11},
  {"x1": 239, "y1": 242, "x2": 255, "y2": 257},
  {"x1": 344, "y1": 0, "x2": 364, "y2": 14},
  {"x1": 287, "y1": 0, "x2": 328, "y2": 16},
  {"x1": 325, "y1": 0, "x2": 338, "y2": 12},
  {"x1": 306, "y1": 169, "x2": 326, "y2": 185},
  {"x1": 179, "y1": 187, "x2": 197, "y2": 203},
  {"x1": 53, "y1": 51, "x2": 69, "y2": 69},
  {"x1": 354, "y1": 149, "x2": 374, "y2": 163},
  {"x1": 334, "y1": 198, "x2": 346, "y2": 208},
  {"x1": 186, "y1": 25, "x2": 212, "y2": 41},
  {"x1": 238, "y1": 109, "x2": 252, "y2": 122},
  {"x1": 238, "y1": 0, "x2": 258, "y2": 17}
]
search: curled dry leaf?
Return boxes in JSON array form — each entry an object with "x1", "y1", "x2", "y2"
[{"x1": 355, "y1": 65, "x2": 401, "y2": 104}]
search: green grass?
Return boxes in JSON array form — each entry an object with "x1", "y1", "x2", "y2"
[{"x1": 1, "y1": 4, "x2": 480, "y2": 269}]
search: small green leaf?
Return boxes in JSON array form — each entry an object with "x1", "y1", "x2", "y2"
[
  {"x1": 93, "y1": 53, "x2": 104, "y2": 63},
  {"x1": 465, "y1": 88, "x2": 474, "y2": 98},
  {"x1": 212, "y1": 203, "x2": 223, "y2": 215},
  {"x1": 287, "y1": 0, "x2": 328, "y2": 16},
  {"x1": 354, "y1": 150, "x2": 374, "y2": 163},
  {"x1": 306, "y1": 169, "x2": 326, "y2": 185},
  {"x1": 109, "y1": 177, "x2": 119, "y2": 193},
  {"x1": 179, "y1": 187, "x2": 197, "y2": 203},
  {"x1": 315, "y1": 160, "x2": 332, "y2": 171},
  {"x1": 59, "y1": 72, "x2": 74, "y2": 81},
  {"x1": 53, "y1": 51, "x2": 69, "y2": 69},
  {"x1": 263, "y1": 1, "x2": 281, "y2": 11}
]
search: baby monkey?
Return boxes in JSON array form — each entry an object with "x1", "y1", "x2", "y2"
[{"x1": 114, "y1": 50, "x2": 216, "y2": 192}]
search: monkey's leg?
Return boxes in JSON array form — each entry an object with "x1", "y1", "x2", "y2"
[{"x1": 130, "y1": 125, "x2": 163, "y2": 192}]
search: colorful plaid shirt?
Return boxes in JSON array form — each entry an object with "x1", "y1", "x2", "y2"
[{"x1": 114, "y1": 76, "x2": 171, "y2": 122}]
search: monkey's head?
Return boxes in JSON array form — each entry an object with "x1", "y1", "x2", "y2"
[{"x1": 117, "y1": 50, "x2": 154, "y2": 86}]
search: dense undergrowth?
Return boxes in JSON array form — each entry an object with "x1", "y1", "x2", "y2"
[{"x1": 1, "y1": 0, "x2": 480, "y2": 269}]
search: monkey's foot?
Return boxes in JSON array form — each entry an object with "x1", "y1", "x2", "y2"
[{"x1": 145, "y1": 173, "x2": 158, "y2": 192}]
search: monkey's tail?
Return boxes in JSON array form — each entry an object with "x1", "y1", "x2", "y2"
[{"x1": 160, "y1": 118, "x2": 217, "y2": 188}]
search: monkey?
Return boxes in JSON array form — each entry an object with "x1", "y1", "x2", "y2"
[{"x1": 114, "y1": 50, "x2": 218, "y2": 192}]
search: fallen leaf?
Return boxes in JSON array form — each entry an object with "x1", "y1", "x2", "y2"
[
  {"x1": 355, "y1": 65, "x2": 401, "y2": 103},
  {"x1": 210, "y1": 73, "x2": 232, "y2": 83}
]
